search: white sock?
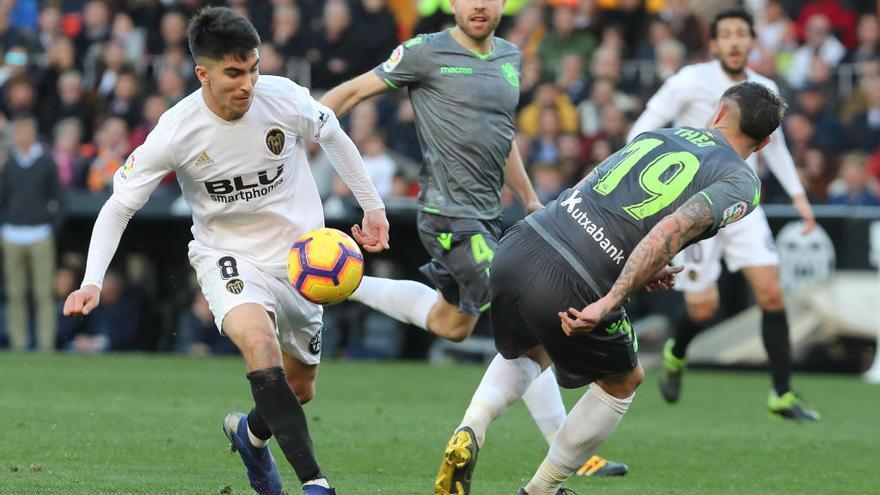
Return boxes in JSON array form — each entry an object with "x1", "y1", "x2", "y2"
[
  {"x1": 458, "y1": 354, "x2": 541, "y2": 448},
  {"x1": 522, "y1": 368, "x2": 567, "y2": 445},
  {"x1": 349, "y1": 276, "x2": 436, "y2": 330},
  {"x1": 525, "y1": 383, "x2": 633, "y2": 495},
  {"x1": 302, "y1": 477, "x2": 331, "y2": 489},
  {"x1": 247, "y1": 424, "x2": 268, "y2": 448}
]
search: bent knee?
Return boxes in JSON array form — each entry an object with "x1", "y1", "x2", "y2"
[
  {"x1": 287, "y1": 378, "x2": 316, "y2": 404},
  {"x1": 686, "y1": 300, "x2": 718, "y2": 323},
  {"x1": 430, "y1": 319, "x2": 476, "y2": 342}
]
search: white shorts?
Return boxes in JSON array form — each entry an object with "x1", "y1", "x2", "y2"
[
  {"x1": 189, "y1": 246, "x2": 324, "y2": 365},
  {"x1": 673, "y1": 205, "x2": 780, "y2": 292}
]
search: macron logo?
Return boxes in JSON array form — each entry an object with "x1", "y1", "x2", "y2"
[{"x1": 559, "y1": 190, "x2": 626, "y2": 265}]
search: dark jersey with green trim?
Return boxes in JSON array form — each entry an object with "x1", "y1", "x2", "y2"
[
  {"x1": 526, "y1": 127, "x2": 761, "y2": 295},
  {"x1": 373, "y1": 30, "x2": 522, "y2": 219}
]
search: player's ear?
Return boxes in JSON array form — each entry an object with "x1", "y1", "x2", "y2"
[{"x1": 754, "y1": 134, "x2": 772, "y2": 152}]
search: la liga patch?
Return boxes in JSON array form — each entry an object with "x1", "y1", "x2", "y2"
[
  {"x1": 720, "y1": 201, "x2": 748, "y2": 226},
  {"x1": 382, "y1": 45, "x2": 403, "y2": 72}
]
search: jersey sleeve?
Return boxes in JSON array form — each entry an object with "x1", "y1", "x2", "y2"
[
  {"x1": 698, "y1": 169, "x2": 761, "y2": 233},
  {"x1": 111, "y1": 122, "x2": 175, "y2": 210},
  {"x1": 373, "y1": 35, "x2": 429, "y2": 89}
]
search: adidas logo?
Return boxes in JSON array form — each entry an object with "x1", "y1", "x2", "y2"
[{"x1": 194, "y1": 152, "x2": 215, "y2": 167}]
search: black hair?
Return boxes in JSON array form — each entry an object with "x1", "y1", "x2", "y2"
[
  {"x1": 187, "y1": 7, "x2": 260, "y2": 62},
  {"x1": 709, "y1": 8, "x2": 756, "y2": 39},
  {"x1": 721, "y1": 81, "x2": 787, "y2": 143}
]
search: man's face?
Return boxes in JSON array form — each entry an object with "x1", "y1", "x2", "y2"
[
  {"x1": 711, "y1": 17, "x2": 754, "y2": 75},
  {"x1": 12, "y1": 120, "x2": 37, "y2": 150},
  {"x1": 198, "y1": 49, "x2": 260, "y2": 121},
  {"x1": 452, "y1": 0, "x2": 504, "y2": 42}
]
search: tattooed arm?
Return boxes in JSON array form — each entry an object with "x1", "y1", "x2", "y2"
[{"x1": 559, "y1": 194, "x2": 714, "y2": 335}]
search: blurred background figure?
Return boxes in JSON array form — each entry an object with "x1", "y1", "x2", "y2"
[{"x1": 1, "y1": 115, "x2": 61, "y2": 352}]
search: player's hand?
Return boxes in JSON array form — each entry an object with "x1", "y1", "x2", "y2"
[
  {"x1": 63, "y1": 284, "x2": 101, "y2": 317},
  {"x1": 792, "y1": 194, "x2": 816, "y2": 235},
  {"x1": 524, "y1": 200, "x2": 544, "y2": 214},
  {"x1": 645, "y1": 265, "x2": 684, "y2": 292},
  {"x1": 559, "y1": 297, "x2": 615, "y2": 336},
  {"x1": 352, "y1": 208, "x2": 390, "y2": 253}
]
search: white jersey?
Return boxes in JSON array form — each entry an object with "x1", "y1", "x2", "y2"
[
  {"x1": 113, "y1": 76, "x2": 338, "y2": 278},
  {"x1": 629, "y1": 60, "x2": 804, "y2": 197}
]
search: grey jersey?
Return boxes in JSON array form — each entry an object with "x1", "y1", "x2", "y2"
[
  {"x1": 374, "y1": 30, "x2": 522, "y2": 219},
  {"x1": 527, "y1": 127, "x2": 761, "y2": 296}
]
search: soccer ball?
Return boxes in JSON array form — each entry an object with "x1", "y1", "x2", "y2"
[{"x1": 288, "y1": 228, "x2": 364, "y2": 305}]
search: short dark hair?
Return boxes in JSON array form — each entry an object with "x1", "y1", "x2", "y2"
[
  {"x1": 187, "y1": 7, "x2": 260, "y2": 62},
  {"x1": 721, "y1": 81, "x2": 787, "y2": 143},
  {"x1": 710, "y1": 8, "x2": 756, "y2": 39}
]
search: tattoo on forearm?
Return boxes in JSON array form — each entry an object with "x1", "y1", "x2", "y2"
[{"x1": 608, "y1": 195, "x2": 714, "y2": 304}]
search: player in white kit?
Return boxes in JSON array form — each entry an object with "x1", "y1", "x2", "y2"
[
  {"x1": 628, "y1": 8, "x2": 820, "y2": 421},
  {"x1": 63, "y1": 8, "x2": 389, "y2": 495}
]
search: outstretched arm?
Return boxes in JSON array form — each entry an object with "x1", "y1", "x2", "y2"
[
  {"x1": 320, "y1": 71, "x2": 390, "y2": 118},
  {"x1": 560, "y1": 194, "x2": 714, "y2": 334}
]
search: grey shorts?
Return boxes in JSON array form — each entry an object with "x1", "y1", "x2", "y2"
[{"x1": 416, "y1": 211, "x2": 503, "y2": 315}]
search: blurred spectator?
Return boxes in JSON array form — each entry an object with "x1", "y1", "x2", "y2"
[
  {"x1": 104, "y1": 69, "x2": 143, "y2": 129},
  {"x1": 40, "y1": 70, "x2": 97, "y2": 143},
  {"x1": 323, "y1": 175, "x2": 361, "y2": 218},
  {"x1": 69, "y1": 270, "x2": 143, "y2": 352},
  {"x1": 506, "y1": 5, "x2": 546, "y2": 60},
  {"x1": 308, "y1": 0, "x2": 361, "y2": 90},
  {"x1": 590, "y1": 45, "x2": 638, "y2": 95},
  {"x1": 259, "y1": 42, "x2": 287, "y2": 77},
  {"x1": 87, "y1": 117, "x2": 129, "y2": 193},
  {"x1": 846, "y1": 14, "x2": 880, "y2": 64},
  {"x1": 556, "y1": 53, "x2": 588, "y2": 104},
  {"x1": 598, "y1": 0, "x2": 648, "y2": 53},
  {"x1": 517, "y1": 81, "x2": 579, "y2": 137},
  {"x1": 89, "y1": 40, "x2": 131, "y2": 97},
  {"x1": 845, "y1": 76, "x2": 880, "y2": 153},
  {"x1": 0, "y1": 0, "x2": 30, "y2": 55},
  {"x1": 798, "y1": 148, "x2": 835, "y2": 203},
  {"x1": 35, "y1": 5, "x2": 64, "y2": 53},
  {"x1": 361, "y1": 131, "x2": 397, "y2": 199},
  {"x1": 577, "y1": 76, "x2": 638, "y2": 136},
  {"x1": 54, "y1": 263, "x2": 85, "y2": 349},
  {"x1": 827, "y1": 152, "x2": 880, "y2": 205},
  {"x1": 794, "y1": 83, "x2": 845, "y2": 153},
  {"x1": 1, "y1": 77, "x2": 38, "y2": 121},
  {"x1": 155, "y1": 10, "x2": 189, "y2": 56},
  {"x1": 272, "y1": 5, "x2": 309, "y2": 59},
  {"x1": 787, "y1": 14, "x2": 846, "y2": 89},
  {"x1": 177, "y1": 291, "x2": 237, "y2": 356},
  {"x1": 659, "y1": 0, "x2": 704, "y2": 59},
  {"x1": 652, "y1": 38, "x2": 686, "y2": 89},
  {"x1": 129, "y1": 94, "x2": 168, "y2": 150},
  {"x1": 634, "y1": 16, "x2": 674, "y2": 60},
  {"x1": 111, "y1": 12, "x2": 147, "y2": 64},
  {"x1": 52, "y1": 118, "x2": 89, "y2": 191},
  {"x1": 531, "y1": 163, "x2": 565, "y2": 204},
  {"x1": 795, "y1": 0, "x2": 858, "y2": 49},
  {"x1": 386, "y1": 98, "x2": 421, "y2": 163},
  {"x1": 557, "y1": 133, "x2": 589, "y2": 183},
  {"x1": 783, "y1": 112, "x2": 817, "y2": 164},
  {"x1": 531, "y1": 107, "x2": 563, "y2": 164},
  {"x1": 539, "y1": 6, "x2": 597, "y2": 79},
  {"x1": 353, "y1": 0, "x2": 400, "y2": 75},
  {"x1": 517, "y1": 56, "x2": 544, "y2": 108},
  {"x1": 157, "y1": 68, "x2": 187, "y2": 106},
  {"x1": 1, "y1": 115, "x2": 61, "y2": 352},
  {"x1": 756, "y1": 0, "x2": 796, "y2": 53},
  {"x1": 37, "y1": 37, "x2": 78, "y2": 113},
  {"x1": 75, "y1": 0, "x2": 111, "y2": 58}
]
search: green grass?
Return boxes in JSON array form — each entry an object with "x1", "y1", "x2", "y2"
[{"x1": 1, "y1": 353, "x2": 878, "y2": 495}]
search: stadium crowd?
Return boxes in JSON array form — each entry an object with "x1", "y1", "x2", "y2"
[{"x1": 1, "y1": 0, "x2": 879, "y2": 355}]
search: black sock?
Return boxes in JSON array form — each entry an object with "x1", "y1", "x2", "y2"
[
  {"x1": 670, "y1": 310, "x2": 705, "y2": 359},
  {"x1": 247, "y1": 407, "x2": 272, "y2": 441},
  {"x1": 247, "y1": 367, "x2": 322, "y2": 483},
  {"x1": 761, "y1": 309, "x2": 792, "y2": 396}
]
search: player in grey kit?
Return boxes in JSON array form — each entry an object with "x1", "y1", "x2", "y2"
[
  {"x1": 440, "y1": 82, "x2": 785, "y2": 495},
  {"x1": 321, "y1": 2, "x2": 625, "y2": 492}
]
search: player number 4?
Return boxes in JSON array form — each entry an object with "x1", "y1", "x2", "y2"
[{"x1": 593, "y1": 138, "x2": 701, "y2": 220}]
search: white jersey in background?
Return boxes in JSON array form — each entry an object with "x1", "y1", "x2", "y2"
[
  {"x1": 628, "y1": 60, "x2": 803, "y2": 198},
  {"x1": 628, "y1": 60, "x2": 804, "y2": 291}
]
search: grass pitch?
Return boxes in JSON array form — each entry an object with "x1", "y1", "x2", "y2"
[{"x1": 1, "y1": 353, "x2": 877, "y2": 494}]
